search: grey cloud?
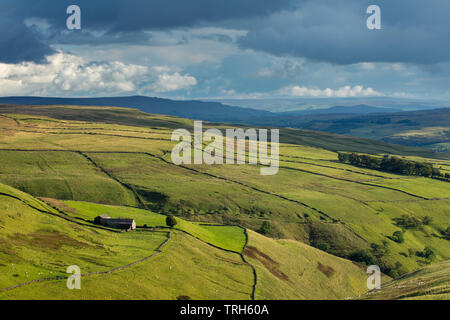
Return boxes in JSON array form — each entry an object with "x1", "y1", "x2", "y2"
[
  {"x1": 1, "y1": 0, "x2": 294, "y2": 62},
  {"x1": 238, "y1": 0, "x2": 450, "y2": 65},
  {"x1": 0, "y1": 16, "x2": 55, "y2": 63},
  {"x1": 7, "y1": 0, "x2": 294, "y2": 31},
  {"x1": 3, "y1": 0, "x2": 450, "y2": 65}
]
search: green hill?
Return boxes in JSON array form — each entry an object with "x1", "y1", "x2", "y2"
[
  {"x1": 0, "y1": 105, "x2": 449, "y2": 299},
  {"x1": 0, "y1": 182, "x2": 369, "y2": 300}
]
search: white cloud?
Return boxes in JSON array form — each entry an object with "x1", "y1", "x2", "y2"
[
  {"x1": 279, "y1": 85, "x2": 383, "y2": 98},
  {"x1": 152, "y1": 72, "x2": 197, "y2": 93},
  {"x1": 359, "y1": 62, "x2": 376, "y2": 71},
  {"x1": 0, "y1": 51, "x2": 197, "y2": 96}
]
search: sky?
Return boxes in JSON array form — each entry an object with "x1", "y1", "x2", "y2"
[{"x1": 1, "y1": 0, "x2": 450, "y2": 101}]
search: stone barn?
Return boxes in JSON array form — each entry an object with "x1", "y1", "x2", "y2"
[{"x1": 94, "y1": 214, "x2": 136, "y2": 231}]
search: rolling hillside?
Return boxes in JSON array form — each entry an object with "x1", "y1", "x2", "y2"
[
  {"x1": 0, "y1": 182, "x2": 370, "y2": 299},
  {"x1": 0, "y1": 105, "x2": 449, "y2": 299},
  {"x1": 0, "y1": 97, "x2": 448, "y2": 152}
]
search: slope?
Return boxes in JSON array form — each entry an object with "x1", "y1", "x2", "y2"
[
  {"x1": 0, "y1": 183, "x2": 370, "y2": 300},
  {"x1": 360, "y1": 260, "x2": 450, "y2": 300}
]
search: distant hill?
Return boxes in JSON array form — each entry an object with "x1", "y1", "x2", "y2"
[
  {"x1": 296, "y1": 108, "x2": 450, "y2": 152},
  {"x1": 207, "y1": 97, "x2": 450, "y2": 113},
  {"x1": 0, "y1": 96, "x2": 448, "y2": 152},
  {"x1": 0, "y1": 96, "x2": 274, "y2": 123},
  {"x1": 280, "y1": 105, "x2": 402, "y2": 116},
  {"x1": 0, "y1": 97, "x2": 402, "y2": 119}
]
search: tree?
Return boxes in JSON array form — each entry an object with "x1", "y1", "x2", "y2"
[
  {"x1": 422, "y1": 216, "x2": 433, "y2": 225},
  {"x1": 317, "y1": 243, "x2": 331, "y2": 253},
  {"x1": 166, "y1": 215, "x2": 177, "y2": 228},
  {"x1": 431, "y1": 167, "x2": 441, "y2": 177},
  {"x1": 337, "y1": 152, "x2": 347, "y2": 163},
  {"x1": 371, "y1": 241, "x2": 390, "y2": 256},
  {"x1": 259, "y1": 221, "x2": 272, "y2": 235},
  {"x1": 349, "y1": 249, "x2": 377, "y2": 266},
  {"x1": 394, "y1": 215, "x2": 422, "y2": 229},
  {"x1": 417, "y1": 164, "x2": 432, "y2": 177},
  {"x1": 444, "y1": 227, "x2": 450, "y2": 240},
  {"x1": 392, "y1": 231, "x2": 405, "y2": 243},
  {"x1": 349, "y1": 153, "x2": 360, "y2": 166},
  {"x1": 417, "y1": 246, "x2": 435, "y2": 261},
  {"x1": 423, "y1": 247, "x2": 435, "y2": 259}
]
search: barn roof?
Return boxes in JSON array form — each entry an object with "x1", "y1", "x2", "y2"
[{"x1": 106, "y1": 218, "x2": 134, "y2": 223}]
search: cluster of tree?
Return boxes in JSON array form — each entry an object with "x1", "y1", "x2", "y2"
[
  {"x1": 393, "y1": 214, "x2": 432, "y2": 229},
  {"x1": 416, "y1": 246, "x2": 436, "y2": 261},
  {"x1": 391, "y1": 231, "x2": 405, "y2": 243},
  {"x1": 258, "y1": 221, "x2": 272, "y2": 235},
  {"x1": 349, "y1": 249, "x2": 377, "y2": 266},
  {"x1": 317, "y1": 238, "x2": 410, "y2": 278},
  {"x1": 349, "y1": 242, "x2": 408, "y2": 278},
  {"x1": 443, "y1": 227, "x2": 450, "y2": 241},
  {"x1": 166, "y1": 215, "x2": 178, "y2": 228},
  {"x1": 370, "y1": 240, "x2": 391, "y2": 257},
  {"x1": 317, "y1": 242, "x2": 331, "y2": 253},
  {"x1": 337, "y1": 153, "x2": 449, "y2": 180}
]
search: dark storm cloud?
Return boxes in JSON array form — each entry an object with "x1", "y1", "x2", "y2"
[
  {"x1": 2, "y1": 0, "x2": 450, "y2": 65},
  {"x1": 6, "y1": 0, "x2": 294, "y2": 31},
  {"x1": 0, "y1": 0, "x2": 293, "y2": 63},
  {"x1": 238, "y1": 0, "x2": 450, "y2": 65},
  {"x1": 0, "y1": 16, "x2": 55, "y2": 63}
]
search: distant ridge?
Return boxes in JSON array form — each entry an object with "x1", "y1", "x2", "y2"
[
  {"x1": 0, "y1": 96, "x2": 275, "y2": 123},
  {"x1": 0, "y1": 96, "x2": 407, "y2": 122},
  {"x1": 280, "y1": 104, "x2": 402, "y2": 116}
]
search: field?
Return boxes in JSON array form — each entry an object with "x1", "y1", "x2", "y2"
[
  {"x1": 0, "y1": 105, "x2": 449, "y2": 300},
  {"x1": 0, "y1": 183, "x2": 167, "y2": 291}
]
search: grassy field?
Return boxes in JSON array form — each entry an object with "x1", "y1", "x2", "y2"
[
  {"x1": 1, "y1": 230, "x2": 255, "y2": 300},
  {"x1": 0, "y1": 183, "x2": 166, "y2": 290},
  {"x1": 0, "y1": 105, "x2": 449, "y2": 299},
  {"x1": 244, "y1": 230, "x2": 376, "y2": 299},
  {"x1": 58, "y1": 200, "x2": 246, "y2": 253},
  {"x1": 0, "y1": 151, "x2": 137, "y2": 206}
]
